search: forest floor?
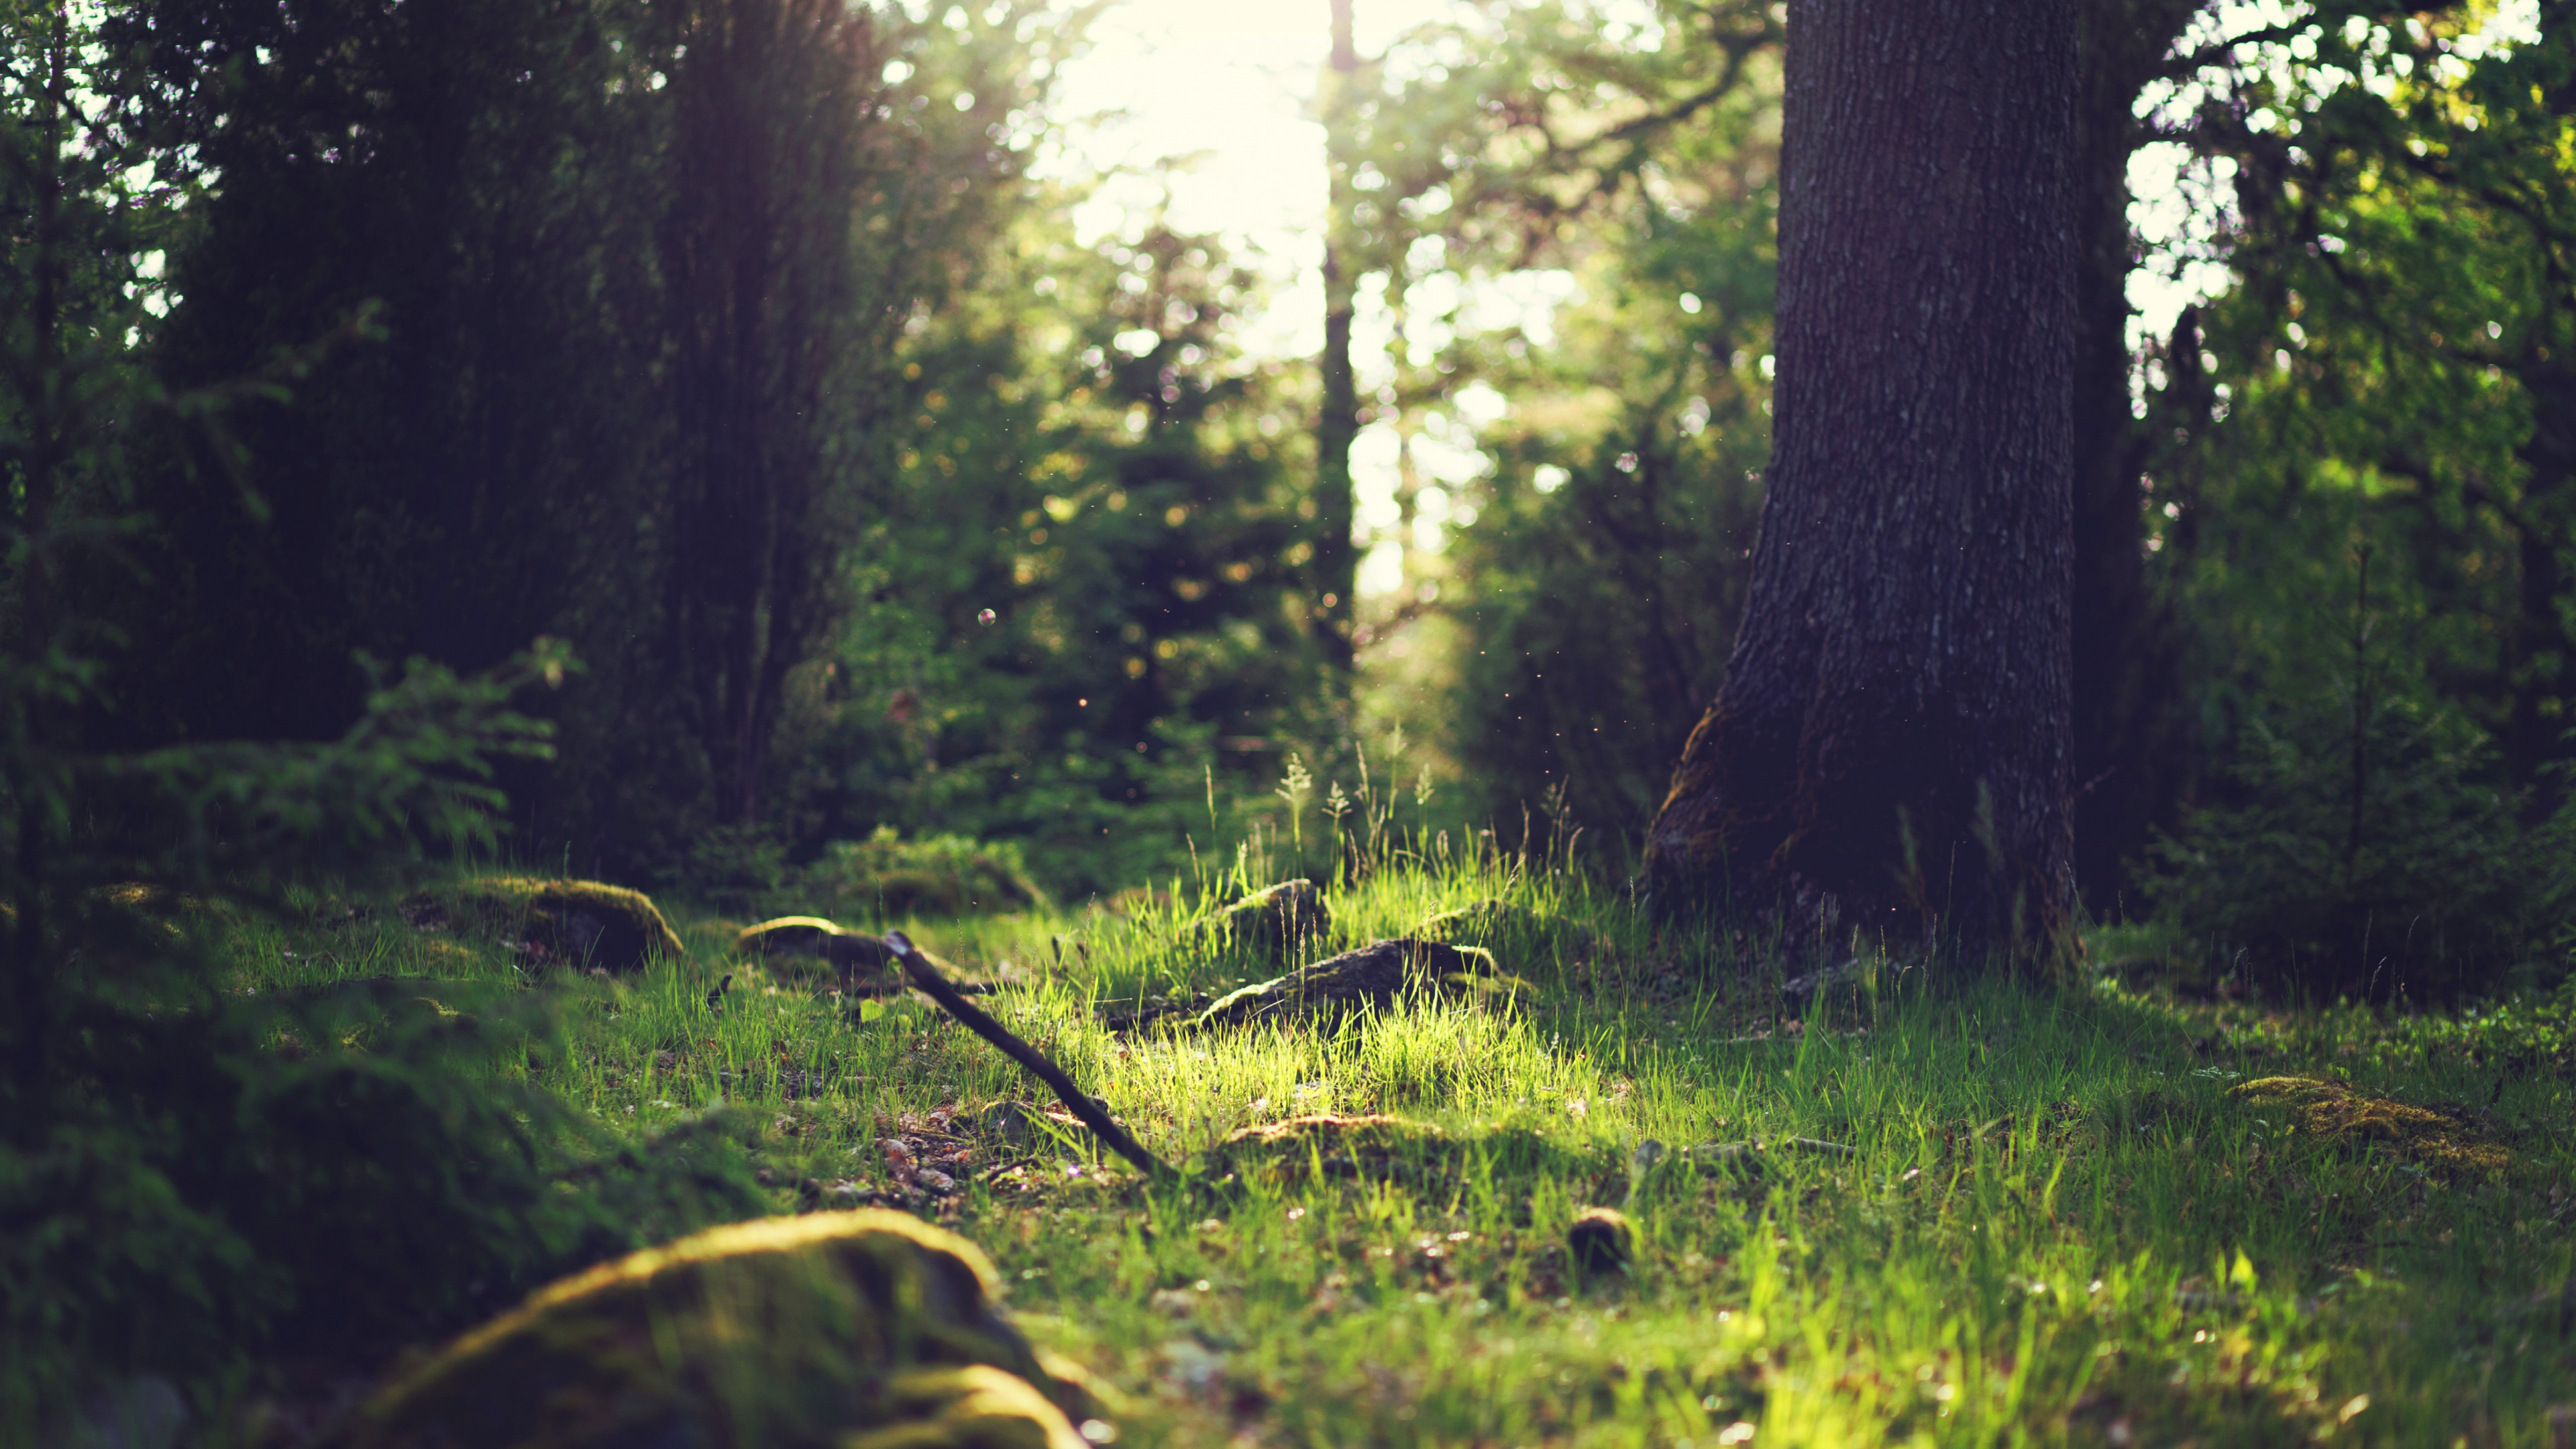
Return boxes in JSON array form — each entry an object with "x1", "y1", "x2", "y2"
[{"x1": 229, "y1": 846, "x2": 2576, "y2": 1448}]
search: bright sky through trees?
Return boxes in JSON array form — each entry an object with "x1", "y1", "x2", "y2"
[
  {"x1": 1047, "y1": 0, "x2": 1483, "y2": 595},
  {"x1": 1051, "y1": 0, "x2": 2542, "y2": 352},
  {"x1": 1047, "y1": 0, "x2": 1458, "y2": 362},
  {"x1": 1040, "y1": 0, "x2": 2542, "y2": 594}
]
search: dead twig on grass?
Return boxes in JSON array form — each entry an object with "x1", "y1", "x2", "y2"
[{"x1": 885, "y1": 930, "x2": 1176, "y2": 1184}]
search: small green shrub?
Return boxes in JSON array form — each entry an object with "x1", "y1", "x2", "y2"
[
  {"x1": 1, "y1": 968, "x2": 769, "y2": 1434},
  {"x1": 682, "y1": 826, "x2": 798, "y2": 918},
  {"x1": 2145, "y1": 698, "x2": 2572, "y2": 998},
  {"x1": 800, "y1": 828, "x2": 1048, "y2": 920}
]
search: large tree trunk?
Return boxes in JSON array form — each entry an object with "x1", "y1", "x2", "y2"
[{"x1": 1642, "y1": 0, "x2": 2079, "y2": 965}]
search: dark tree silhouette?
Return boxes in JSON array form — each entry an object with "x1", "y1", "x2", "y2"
[
  {"x1": 1643, "y1": 0, "x2": 2080, "y2": 964},
  {"x1": 660, "y1": 0, "x2": 894, "y2": 828},
  {"x1": 2068, "y1": 0, "x2": 2204, "y2": 907}
]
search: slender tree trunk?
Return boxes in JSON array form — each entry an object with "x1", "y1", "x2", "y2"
[
  {"x1": 10, "y1": 2, "x2": 72, "y2": 1127},
  {"x1": 1643, "y1": 0, "x2": 2079, "y2": 965},
  {"x1": 2345, "y1": 547, "x2": 2372, "y2": 888},
  {"x1": 1313, "y1": 0, "x2": 1360, "y2": 674},
  {"x1": 2505, "y1": 355, "x2": 2576, "y2": 805}
]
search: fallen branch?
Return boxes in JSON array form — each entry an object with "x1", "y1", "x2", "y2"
[
  {"x1": 1684, "y1": 1136, "x2": 1859, "y2": 1166},
  {"x1": 885, "y1": 930, "x2": 1175, "y2": 1183}
]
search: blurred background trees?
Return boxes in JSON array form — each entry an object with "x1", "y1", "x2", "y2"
[
  {"x1": 7, "y1": 0, "x2": 2571, "y2": 986},
  {"x1": 15, "y1": 0, "x2": 2573, "y2": 1430},
  {"x1": 72, "y1": 0, "x2": 1325, "y2": 898}
]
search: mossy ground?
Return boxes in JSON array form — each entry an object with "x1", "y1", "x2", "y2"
[{"x1": 223, "y1": 845, "x2": 2576, "y2": 1447}]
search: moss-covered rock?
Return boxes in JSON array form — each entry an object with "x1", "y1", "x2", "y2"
[
  {"x1": 1198, "y1": 879, "x2": 1330, "y2": 963},
  {"x1": 845, "y1": 1366, "x2": 1089, "y2": 1449},
  {"x1": 338, "y1": 1210, "x2": 1102, "y2": 1449},
  {"x1": 1190, "y1": 936, "x2": 1521, "y2": 1029},
  {"x1": 1216, "y1": 1113, "x2": 1445, "y2": 1172},
  {"x1": 522, "y1": 881, "x2": 685, "y2": 972},
  {"x1": 404, "y1": 877, "x2": 684, "y2": 974},
  {"x1": 738, "y1": 916, "x2": 897, "y2": 987},
  {"x1": 2230, "y1": 1076, "x2": 2508, "y2": 1175}
]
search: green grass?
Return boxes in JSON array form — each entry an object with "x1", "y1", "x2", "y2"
[{"x1": 233, "y1": 845, "x2": 2576, "y2": 1447}]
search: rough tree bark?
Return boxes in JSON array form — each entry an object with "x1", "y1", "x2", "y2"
[{"x1": 1642, "y1": 0, "x2": 2079, "y2": 964}]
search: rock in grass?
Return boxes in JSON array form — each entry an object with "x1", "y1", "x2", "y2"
[
  {"x1": 1778, "y1": 958, "x2": 1864, "y2": 1014},
  {"x1": 804, "y1": 827, "x2": 1051, "y2": 918},
  {"x1": 1567, "y1": 1206, "x2": 1633, "y2": 1277},
  {"x1": 1697, "y1": 1136, "x2": 1853, "y2": 1165},
  {"x1": 739, "y1": 915, "x2": 898, "y2": 987},
  {"x1": 404, "y1": 877, "x2": 685, "y2": 974},
  {"x1": 1200, "y1": 879, "x2": 1331, "y2": 962},
  {"x1": 982, "y1": 1099, "x2": 1038, "y2": 1149},
  {"x1": 337, "y1": 1210, "x2": 1104, "y2": 1449},
  {"x1": 2231, "y1": 1076, "x2": 2508, "y2": 1174},
  {"x1": 845, "y1": 1365, "x2": 1090, "y2": 1449},
  {"x1": 523, "y1": 881, "x2": 686, "y2": 973},
  {"x1": 1190, "y1": 936, "x2": 1523, "y2": 1029},
  {"x1": 1214, "y1": 1114, "x2": 1446, "y2": 1183}
]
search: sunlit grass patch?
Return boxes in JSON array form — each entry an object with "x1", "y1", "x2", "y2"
[{"x1": 219, "y1": 841, "x2": 2576, "y2": 1446}]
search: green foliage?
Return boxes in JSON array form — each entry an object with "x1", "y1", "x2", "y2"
[
  {"x1": 1, "y1": 965, "x2": 771, "y2": 1432},
  {"x1": 800, "y1": 828, "x2": 1049, "y2": 922},
  {"x1": 1442, "y1": 333, "x2": 1768, "y2": 832},
  {"x1": 78, "y1": 0, "x2": 1338, "y2": 906},
  {"x1": 2145, "y1": 690, "x2": 2565, "y2": 998},
  {"x1": 798, "y1": 211, "x2": 1328, "y2": 898},
  {"x1": 91, "y1": 0, "x2": 1097, "y2": 883},
  {"x1": 2125, "y1": 9, "x2": 2576, "y2": 981},
  {"x1": 0, "y1": 5, "x2": 765, "y2": 1428}
]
